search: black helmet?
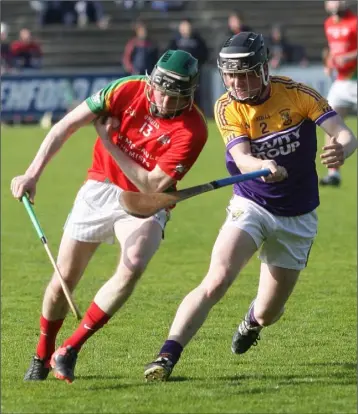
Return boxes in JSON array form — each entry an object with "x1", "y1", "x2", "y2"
[{"x1": 217, "y1": 32, "x2": 269, "y2": 102}]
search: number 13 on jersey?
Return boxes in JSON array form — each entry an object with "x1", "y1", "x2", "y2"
[{"x1": 140, "y1": 121, "x2": 154, "y2": 137}]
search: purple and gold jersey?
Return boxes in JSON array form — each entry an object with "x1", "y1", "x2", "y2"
[{"x1": 214, "y1": 76, "x2": 337, "y2": 216}]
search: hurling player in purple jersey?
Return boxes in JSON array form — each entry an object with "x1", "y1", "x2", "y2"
[{"x1": 144, "y1": 32, "x2": 357, "y2": 382}]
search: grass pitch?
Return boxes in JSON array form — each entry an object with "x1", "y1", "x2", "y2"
[{"x1": 1, "y1": 118, "x2": 357, "y2": 413}]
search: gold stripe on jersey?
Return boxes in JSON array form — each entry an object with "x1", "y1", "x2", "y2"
[
  {"x1": 270, "y1": 75, "x2": 295, "y2": 84},
  {"x1": 215, "y1": 95, "x2": 231, "y2": 128},
  {"x1": 287, "y1": 86, "x2": 322, "y2": 102},
  {"x1": 271, "y1": 75, "x2": 321, "y2": 94},
  {"x1": 287, "y1": 85, "x2": 322, "y2": 102},
  {"x1": 270, "y1": 76, "x2": 322, "y2": 102}
]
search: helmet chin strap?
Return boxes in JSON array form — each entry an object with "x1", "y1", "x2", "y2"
[
  {"x1": 149, "y1": 103, "x2": 171, "y2": 118},
  {"x1": 149, "y1": 101, "x2": 186, "y2": 119},
  {"x1": 231, "y1": 89, "x2": 261, "y2": 103},
  {"x1": 261, "y1": 64, "x2": 269, "y2": 86},
  {"x1": 231, "y1": 83, "x2": 270, "y2": 104}
]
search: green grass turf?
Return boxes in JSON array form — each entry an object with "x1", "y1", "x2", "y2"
[{"x1": 1, "y1": 118, "x2": 357, "y2": 413}]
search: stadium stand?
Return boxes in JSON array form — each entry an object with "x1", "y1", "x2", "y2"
[{"x1": 2, "y1": 1, "x2": 327, "y2": 70}]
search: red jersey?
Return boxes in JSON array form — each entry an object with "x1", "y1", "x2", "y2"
[
  {"x1": 324, "y1": 10, "x2": 357, "y2": 80},
  {"x1": 86, "y1": 75, "x2": 208, "y2": 191},
  {"x1": 10, "y1": 40, "x2": 42, "y2": 69}
]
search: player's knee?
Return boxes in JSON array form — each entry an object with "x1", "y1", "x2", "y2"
[
  {"x1": 120, "y1": 250, "x2": 148, "y2": 279},
  {"x1": 46, "y1": 267, "x2": 77, "y2": 300},
  {"x1": 201, "y1": 268, "x2": 235, "y2": 302},
  {"x1": 46, "y1": 279, "x2": 67, "y2": 303},
  {"x1": 254, "y1": 306, "x2": 285, "y2": 327},
  {"x1": 55, "y1": 261, "x2": 80, "y2": 288}
]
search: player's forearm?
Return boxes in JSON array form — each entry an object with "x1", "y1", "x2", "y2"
[
  {"x1": 26, "y1": 102, "x2": 96, "y2": 180},
  {"x1": 101, "y1": 141, "x2": 153, "y2": 192},
  {"x1": 339, "y1": 49, "x2": 357, "y2": 60},
  {"x1": 25, "y1": 122, "x2": 74, "y2": 180},
  {"x1": 232, "y1": 153, "x2": 267, "y2": 173},
  {"x1": 332, "y1": 49, "x2": 357, "y2": 66},
  {"x1": 337, "y1": 128, "x2": 358, "y2": 159}
]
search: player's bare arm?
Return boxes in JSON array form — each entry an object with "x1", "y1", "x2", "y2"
[
  {"x1": 320, "y1": 114, "x2": 358, "y2": 168},
  {"x1": 229, "y1": 141, "x2": 288, "y2": 183},
  {"x1": 94, "y1": 116, "x2": 176, "y2": 193},
  {"x1": 333, "y1": 49, "x2": 358, "y2": 67},
  {"x1": 322, "y1": 47, "x2": 334, "y2": 76},
  {"x1": 11, "y1": 101, "x2": 97, "y2": 202}
]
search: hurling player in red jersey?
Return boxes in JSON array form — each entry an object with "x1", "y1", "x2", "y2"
[
  {"x1": 320, "y1": 0, "x2": 357, "y2": 186},
  {"x1": 11, "y1": 50, "x2": 208, "y2": 383}
]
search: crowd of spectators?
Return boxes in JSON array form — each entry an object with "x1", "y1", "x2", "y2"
[
  {"x1": 116, "y1": 1, "x2": 185, "y2": 12},
  {"x1": 122, "y1": 17, "x2": 209, "y2": 105},
  {"x1": 29, "y1": 1, "x2": 186, "y2": 26},
  {"x1": 215, "y1": 10, "x2": 308, "y2": 69},
  {"x1": 29, "y1": 1, "x2": 108, "y2": 27},
  {"x1": 1, "y1": 4, "x2": 310, "y2": 76}
]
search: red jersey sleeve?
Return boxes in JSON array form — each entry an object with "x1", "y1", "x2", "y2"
[
  {"x1": 86, "y1": 75, "x2": 146, "y2": 114},
  {"x1": 157, "y1": 121, "x2": 208, "y2": 181}
]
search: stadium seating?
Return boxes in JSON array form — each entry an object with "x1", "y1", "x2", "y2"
[{"x1": 2, "y1": 0, "x2": 328, "y2": 70}]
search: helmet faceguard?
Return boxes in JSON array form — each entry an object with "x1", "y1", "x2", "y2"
[
  {"x1": 145, "y1": 50, "x2": 199, "y2": 118},
  {"x1": 218, "y1": 32, "x2": 270, "y2": 103}
]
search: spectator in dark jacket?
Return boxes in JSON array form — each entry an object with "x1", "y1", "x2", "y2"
[
  {"x1": 122, "y1": 21, "x2": 159, "y2": 75},
  {"x1": 266, "y1": 24, "x2": 291, "y2": 68},
  {"x1": 75, "y1": 1, "x2": 105, "y2": 27},
  {"x1": 37, "y1": 1, "x2": 77, "y2": 26},
  {"x1": 167, "y1": 19, "x2": 208, "y2": 108},
  {"x1": 227, "y1": 11, "x2": 253, "y2": 36},
  {"x1": 167, "y1": 19, "x2": 208, "y2": 67},
  {"x1": 267, "y1": 24, "x2": 308, "y2": 69},
  {"x1": 11, "y1": 28, "x2": 42, "y2": 70},
  {"x1": 217, "y1": 11, "x2": 253, "y2": 55}
]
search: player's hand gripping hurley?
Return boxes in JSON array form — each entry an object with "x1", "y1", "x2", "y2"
[
  {"x1": 120, "y1": 169, "x2": 271, "y2": 218},
  {"x1": 21, "y1": 195, "x2": 82, "y2": 320}
]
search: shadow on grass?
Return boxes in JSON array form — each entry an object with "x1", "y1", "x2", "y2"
[
  {"x1": 84, "y1": 383, "x2": 136, "y2": 391},
  {"x1": 81, "y1": 375, "x2": 192, "y2": 391},
  {"x1": 79, "y1": 362, "x2": 356, "y2": 391},
  {"x1": 167, "y1": 376, "x2": 190, "y2": 382},
  {"x1": 299, "y1": 362, "x2": 356, "y2": 370},
  {"x1": 79, "y1": 374, "x2": 122, "y2": 381},
  {"x1": 219, "y1": 363, "x2": 356, "y2": 389}
]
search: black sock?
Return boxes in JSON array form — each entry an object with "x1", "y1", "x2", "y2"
[{"x1": 159, "y1": 340, "x2": 183, "y2": 365}]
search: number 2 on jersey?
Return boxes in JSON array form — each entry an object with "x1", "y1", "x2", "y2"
[{"x1": 260, "y1": 122, "x2": 269, "y2": 134}]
